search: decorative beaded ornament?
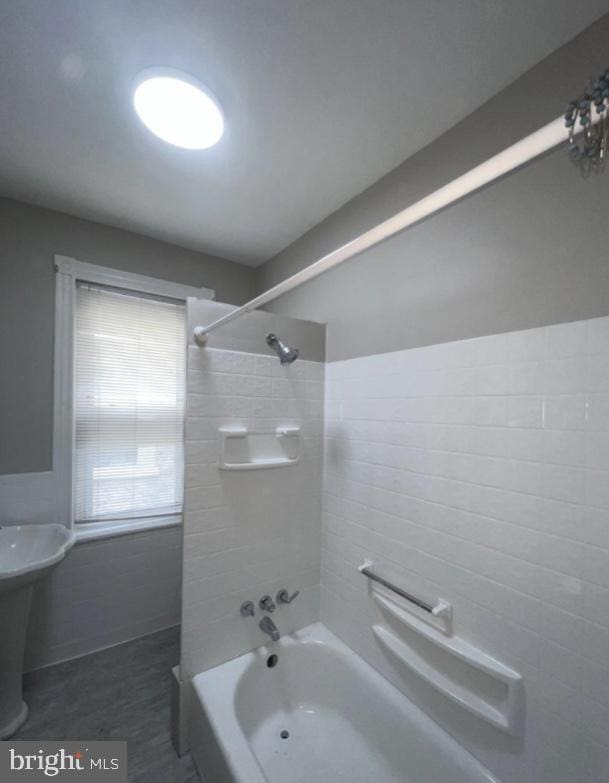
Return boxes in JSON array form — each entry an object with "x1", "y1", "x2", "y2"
[{"x1": 565, "y1": 68, "x2": 609, "y2": 175}]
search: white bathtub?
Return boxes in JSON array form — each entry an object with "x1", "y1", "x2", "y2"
[{"x1": 189, "y1": 622, "x2": 500, "y2": 783}]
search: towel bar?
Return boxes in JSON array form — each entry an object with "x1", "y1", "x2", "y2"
[{"x1": 358, "y1": 560, "x2": 451, "y2": 621}]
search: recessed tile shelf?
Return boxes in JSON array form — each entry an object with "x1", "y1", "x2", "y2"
[
  {"x1": 219, "y1": 426, "x2": 301, "y2": 470},
  {"x1": 372, "y1": 591, "x2": 524, "y2": 735}
]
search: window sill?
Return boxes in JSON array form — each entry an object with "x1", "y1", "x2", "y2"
[{"x1": 74, "y1": 514, "x2": 182, "y2": 544}]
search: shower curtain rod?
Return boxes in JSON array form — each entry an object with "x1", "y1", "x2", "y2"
[{"x1": 193, "y1": 112, "x2": 597, "y2": 344}]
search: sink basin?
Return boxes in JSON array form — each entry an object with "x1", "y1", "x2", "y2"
[
  {"x1": 0, "y1": 523, "x2": 75, "y2": 738},
  {"x1": 0, "y1": 524, "x2": 75, "y2": 594}
]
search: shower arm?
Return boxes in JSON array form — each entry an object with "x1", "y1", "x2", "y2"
[{"x1": 193, "y1": 110, "x2": 603, "y2": 345}]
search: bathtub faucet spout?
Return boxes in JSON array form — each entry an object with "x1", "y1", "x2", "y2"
[{"x1": 259, "y1": 616, "x2": 280, "y2": 642}]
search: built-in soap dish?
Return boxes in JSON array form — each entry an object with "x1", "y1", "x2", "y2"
[
  {"x1": 371, "y1": 595, "x2": 523, "y2": 735},
  {"x1": 219, "y1": 426, "x2": 300, "y2": 470}
]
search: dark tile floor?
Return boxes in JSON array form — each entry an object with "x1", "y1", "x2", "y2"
[{"x1": 13, "y1": 627, "x2": 199, "y2": 783}]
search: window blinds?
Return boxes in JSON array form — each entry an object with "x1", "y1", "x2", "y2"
[{"x1": 74, "y1": 283, "x2": 186, "y2": 523}]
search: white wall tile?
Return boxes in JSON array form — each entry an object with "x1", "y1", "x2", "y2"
[
  {"x1": 587, "y1": 316, "x2": 609, "y2": 355},
  {"x1": 321, "y1": 317, "x2": 609, "y2": 783},
  {"x1": 181, "y1": 347, "x2": 324, "y2": 679},
  {"x1": 544, "y1": 394, "x2": 587, "y2": 430}
]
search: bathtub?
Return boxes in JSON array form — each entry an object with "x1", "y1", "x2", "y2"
[{"x1": 189, "y1": 622, "x2": 500, "y2": 783}]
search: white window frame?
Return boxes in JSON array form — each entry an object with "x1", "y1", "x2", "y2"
[{"x1": 53, "y1": 254, "x2": 214, "y2": 542}]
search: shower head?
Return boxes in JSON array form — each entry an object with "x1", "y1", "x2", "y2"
[{"x1": 266, "y1": 333, "x2": 299, "y2": 365}]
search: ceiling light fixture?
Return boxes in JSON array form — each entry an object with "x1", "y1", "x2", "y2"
[{"x1": 133, "y1": 68, "x2": 224, "y2": 150}]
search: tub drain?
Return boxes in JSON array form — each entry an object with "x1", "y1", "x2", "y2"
[{"x1": 280, "y1": 730, "x2": 289, "y2": 739}]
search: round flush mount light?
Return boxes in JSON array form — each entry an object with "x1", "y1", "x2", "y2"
[{"x1": 133, "y1": 68, "x2": 224, "y2": 150}]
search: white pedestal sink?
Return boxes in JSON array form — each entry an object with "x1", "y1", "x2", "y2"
[{"x1": 0, "y1": 524, "x2": 75, "y2": 739}]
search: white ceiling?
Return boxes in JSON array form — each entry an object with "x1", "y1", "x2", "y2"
[{"x1": 0, "y1": 1, "x2": 606, "y2": 266}]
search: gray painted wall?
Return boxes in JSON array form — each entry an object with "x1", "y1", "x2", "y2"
[
  {"x1": 188, "y1": 300, "x2": 325, "y2": 362},
  {"x1": 0, "y1": 197, "x2": 256, "y2": 475},
  {"x1": 4, "y1": 15, "x2": 609, "y2": 474},
  {"x1": 258, "y1": 16, "x2": 609, "y2": 362}
]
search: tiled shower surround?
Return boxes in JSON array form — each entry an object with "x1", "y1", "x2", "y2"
[
  {"x1": 322, "y1": 317, "x2": 609, "y2": 783},
  {"x1": 181, "y1": 315, "x2": 609, "y2": 782},
  {"x1": 181, "y1": 345, "x2": 324, "y2": 679}
]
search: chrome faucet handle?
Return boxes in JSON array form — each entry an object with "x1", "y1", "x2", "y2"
[
  {"x1": 259, "y1": 595, "x2": 276, "y2": 613},
  {"x1": 277, "y1": 589, "x2": 300, "y2": 605},
  {"x1": 240, "y1": 601, "x2": 255, "y2": 617}
]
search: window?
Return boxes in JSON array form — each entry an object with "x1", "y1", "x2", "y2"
[
  {"x1": 53, "y1": 255, "x2": 214, "y2": 540},
  {"x1": 73, "y1": 284, "x2": 186, "y2": 523}
]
